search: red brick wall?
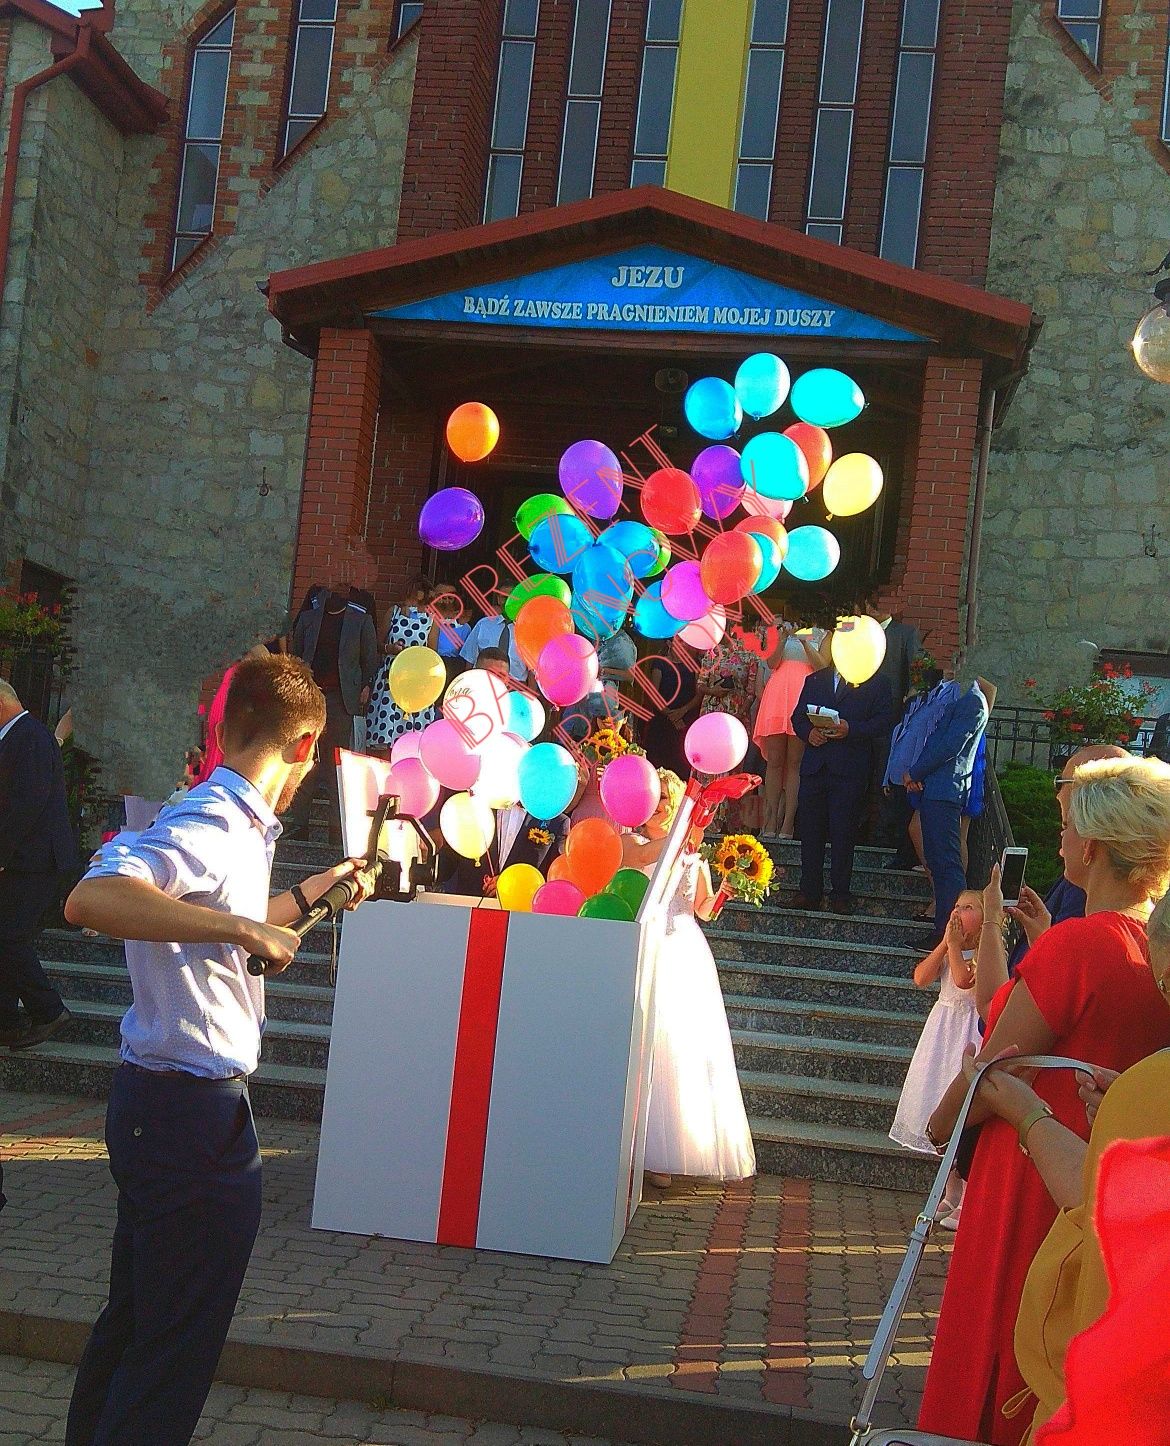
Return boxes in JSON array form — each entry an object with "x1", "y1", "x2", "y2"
[
  {"x1": 519, "y1": 0, "x2": 571, "y2": 212},
  {"x1": 844, "y1": 0, "x2": 898, "y2": 252},
  {"x1": 593, "y1": 0, "x2": 647, "y2": 195},
  {"x1": 896, "y1": 356, "x2": 983, "y2": 661},
  {"x1": 768, "y1": 0, "x2": 823, "y2": 231},
  {"x1": 396, "y1": 0, "x2": 505, "y2": 240}
]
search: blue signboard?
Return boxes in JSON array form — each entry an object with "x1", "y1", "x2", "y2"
[{"x1": 371, "y1": 244, "x2": 925, "y2": 342}]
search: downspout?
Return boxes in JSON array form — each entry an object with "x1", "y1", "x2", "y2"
[
  {"x1": 962, "y1": 384, "x2": 996, "y2": 649},
  {"x1": 0, "y1": 22, "x2": 95, "y2": 326}
]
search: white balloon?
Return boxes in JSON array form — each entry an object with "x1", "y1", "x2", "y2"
[
  {"x1": 472, "y1": 731, "x2": 528, "y2": 808},
  {"x1": 441, "y1": 667, "x2": 512, "y2": 749},
  {"x1": 439, "y1": 792, "x2": 496, "y2": 860}
]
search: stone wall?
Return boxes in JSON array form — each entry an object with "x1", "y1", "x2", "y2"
[
  {"x1": 0, "y1": 22, "x2": 124, "y2": 586},
  {"x1": 972, "y1": 3, "x2": 1170, "y2": 699}
]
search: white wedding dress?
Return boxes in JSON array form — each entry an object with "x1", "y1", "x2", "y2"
[
  {"x1": 889, "y1": 954, "x2": 982, "y2": 1154},
  {"x1": 643, "y1": 852, "x2": 757, "y2": 1179}
]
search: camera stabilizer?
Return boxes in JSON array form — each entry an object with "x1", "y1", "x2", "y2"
[{"x1": 246, "y1": 794, "x2": 439, "y2": 976}]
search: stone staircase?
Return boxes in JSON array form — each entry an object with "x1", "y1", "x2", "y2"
[{"x1": 1, "y1": 814, "x2": 938, "y2": 1191}]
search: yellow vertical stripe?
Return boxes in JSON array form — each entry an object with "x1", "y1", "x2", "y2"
[{"x1": 665, "y1": 0, "x2": 755, "y2": 209}]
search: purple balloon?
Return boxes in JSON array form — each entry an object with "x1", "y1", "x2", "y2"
[
  {"x1": 559, "y1": 440, "x2": 623, "y2": 520},
  {"x1": 692, "y1": 445, "x2": 745, "y2": 521},
  {"x1": 419, "y1": 488, "x2": 484, "y2": 551},
  {"x1": 660, "y1": 561, "x2": 712, "y2": 622}
]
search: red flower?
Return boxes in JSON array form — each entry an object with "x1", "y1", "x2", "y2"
[
  {"x1": 1070, "y1": 722, "x2": 1085, "y2": 733},
  {"x1": 1024, "y1": 678, "x2": 1037, "y2": 688},
  {"x1": 1102, "y1": 662, "x2": 1116, "y2": 677},
  {"x1": 1043, "y1": 710, "x2": 1055, "y2": 721},
  {"x1": 1123, "y1": 665, "x2": 1134, "y2": 678}
]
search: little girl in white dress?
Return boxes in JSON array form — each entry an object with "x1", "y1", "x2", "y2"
[
  {"x1": 890, "y1": 888, "x2": 984, "y2": 1226},
  {"x1": 623, "y1": 771, "x2": 756, "y2": 1184}
]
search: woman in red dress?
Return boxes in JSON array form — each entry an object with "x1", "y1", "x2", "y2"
[{"x1": 917, "y1": 755, "x2": 1170, "y2": 1445}]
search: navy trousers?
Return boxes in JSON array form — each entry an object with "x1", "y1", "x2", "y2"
[
  {"x1": 798, "y1": 768, "x2": 866, "y2": 901},
  {"x1": 0, "y1": 870, "x2": 66, "y2": 1028},
  {"x1": 65, "y1": 1065, "x2": 262, "y2": 1446},
  {"x1": 920, "y1": 797, "x2": 967, "y2": 938}
]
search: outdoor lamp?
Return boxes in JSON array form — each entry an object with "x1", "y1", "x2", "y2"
[{"x1": 1132, "y1": 261, "x2": 1170, "y2": 383}]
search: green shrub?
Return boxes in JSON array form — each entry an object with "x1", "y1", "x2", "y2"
[{"x1": 997, "y1": 761, "x2": 1063, "y2": 896}]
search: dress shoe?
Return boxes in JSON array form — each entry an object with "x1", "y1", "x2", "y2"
[
  {"x1": 9, "y1": 1007, "x2": 72, "y2": 1051},
  {"x1": 828, "y1": 894, "x2": 855, "y2": 915},
  {"x1": 789, "y1": 893, "x2": 822, "y2": 911}
]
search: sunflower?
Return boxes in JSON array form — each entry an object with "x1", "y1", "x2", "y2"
[{"x1": 701, "y1": 834, "x2": 775, "y2": 908}]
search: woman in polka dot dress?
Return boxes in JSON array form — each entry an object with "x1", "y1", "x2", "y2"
[{"x1": 365, "y1": 581, "x2": 440, "y2": 753}]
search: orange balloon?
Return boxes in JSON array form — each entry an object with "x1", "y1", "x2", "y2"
[
  {"x1": 783, "y1": 422, "x2": 832, "y2": 491},
  {"x1": 515, "y1": 594, "x2": 573, "y2": 670},
  {"x1": 563, "y1": 817, "x2": 623, "y2": 895},
  {"x1": 446, "y1": 402, "x2": 500, "y2": 464},
  {"x1": 547, "y1": 854, "x2": 571, "y2": 882}
]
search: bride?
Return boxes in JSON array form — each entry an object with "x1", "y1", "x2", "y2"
[{"x1": 624, "y1": 770, "x2": 756, "y2": 1186}]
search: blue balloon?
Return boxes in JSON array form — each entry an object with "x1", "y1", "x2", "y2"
[
  {"x1": 683, "y1": 377, "x2": 743, "y2": 441},
  {"x1": 633, "y1": 581, "x2": 686, "y2": 639},
  {"x1": 572, "y1": 543, "x2": 634, "y2": 616},
  {"x1": 734, "y1": 353, "x2": 791, "y2": 420},
  {"x1": 598, "y1": 520, "x2": 659, "y2": 579},
  {"x1": 783, "y1": 525, "x2": 841, "y2": 582},
  {"x1": 790, "y1": 369, "x2": 865, "y2": 428},
  {"x1": 746, "y1": 532, "x2": 784, "y2": 592},
  {"x1": 528, "y1": 512, "x2": 592, "y2": 573},
  {"x1": 502, "y1": 689, "x2": 545, "y2": 742},
  {"x1": 740, "y1": 433, "x2": 809, "y2": 501},
  {"x1": 518, "y1": 742, "x2": 579, "y2": 820},
  {"x1": 572, "y1": 596, "x2": 623, "y2": 643}
]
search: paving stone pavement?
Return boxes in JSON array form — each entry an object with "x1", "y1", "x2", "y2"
[
  {"x1": 0, "y1": 1353, "x2": 615, "y2": 1445},
  {"x1": 0, "y1": 1092, "x2": 949, "y2": 1434}
]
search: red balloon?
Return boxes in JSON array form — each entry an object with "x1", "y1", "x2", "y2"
[
  {"x1": 640, "y1": 468, "x2": 701, "y2": 535},
  {"x1": 700, "y1": 532, "x2": 762, "y2": 605},
  {"x1": 783, "y1": 423, "x2": 833, "y2": 491}
]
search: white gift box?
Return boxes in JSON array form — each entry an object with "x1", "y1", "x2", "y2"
[{"x1": 312, "y1": 897, "x2": 657, "y2": 1262}]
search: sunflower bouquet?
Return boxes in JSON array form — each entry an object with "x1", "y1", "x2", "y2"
[
  {"x1": 701, "y1": 834, "x2": 774, "y2": 910},
  {"x1": 580, "y1": 719, "x2": 644, "y2": 767}
]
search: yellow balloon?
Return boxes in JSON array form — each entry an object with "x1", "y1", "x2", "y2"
[
  {"x1": 439, "y1": 793, "x2": 495, "y2": 861},
  {"x1": 821, "y1": 453, "x2": 883, "y2": 518},
  {"x1": 388, "y1": 646, "x2": 445, "y2": 713},
  {"x1": 830, "y1": 615, "x2": 887, "y2": 685},
  {"x1": 497, "y1": 863, "x2": 544, "y2": 912}
]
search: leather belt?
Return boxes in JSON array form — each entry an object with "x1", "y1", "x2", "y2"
[{"x1": 123, "y1": 1061, "x2": 248, "y2": 1082}]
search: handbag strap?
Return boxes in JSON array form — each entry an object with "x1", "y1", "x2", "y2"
[{"x1": 851, "y1": 1053, "x2": 1099, "y2": 1436}]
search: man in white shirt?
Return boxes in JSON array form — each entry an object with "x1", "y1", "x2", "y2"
[
  {"x1": 63, "y1": 655, "x2": 371, "y2": 1446},
  {"x1": 459, "y1": 614, "x2": 527, "y2": 681}
]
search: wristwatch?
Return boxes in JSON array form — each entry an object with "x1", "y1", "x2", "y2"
[
  {"x1": 924, "y1": 1121, "x2": 947, "y2": 1155},
  {"x1": 1017, "y1": 1103, "x2": 1055, "y2": 1157}
]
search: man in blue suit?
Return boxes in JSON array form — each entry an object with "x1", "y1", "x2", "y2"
[
  {"x1": 0, "y1": 681, "x2": 78, "y2": 1049},
  {"x1": 791, "y1": 665, "x2": 894, "y2": 913},
  {"x1": 905, "y1": 677, "x2": 990, "y2": 942}
]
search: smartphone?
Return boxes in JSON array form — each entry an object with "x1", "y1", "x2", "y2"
[{"x1": 1000, "y1": 846, "x2": 1028, "y2": 907}]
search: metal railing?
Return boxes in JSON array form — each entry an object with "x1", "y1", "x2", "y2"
[
  {"x1": 0, "y1": 642, "x2": 69, "y2": 724},
  {"x1": 983, "y1": 704, "x2": 1157, "y2": 772},
  {"x1": 967, "y1": 764, "x2": 1013, "y2": 890}
]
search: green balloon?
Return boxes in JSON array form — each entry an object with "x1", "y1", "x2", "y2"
[
  {"x1": 578, "y1": 893, "x2": 634, "y2": 921},
  {"x1": 504, "y1": 573, "x2": 572, "y2": 621},
  {"x1": 516, "y1": 493, "x2": 573, "y2": 541},
  {"x1": 646, "y1": 530, "x2": 671, "y2": 578},
  {"x1": 606, "y1": 868, "x2": 649, "y2": 914}
]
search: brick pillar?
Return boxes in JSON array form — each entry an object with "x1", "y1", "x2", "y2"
[
  {"x1": 897, "y1": 356, "x2": 983, "y2": 664},
  {"x1": 290, "y1": 328, "x2": 381, "y2": 604}
]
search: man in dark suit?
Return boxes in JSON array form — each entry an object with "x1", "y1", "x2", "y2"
[
  {"x1": 863, "y1": 595, "x2": 922, "y2": 848},
  {"x1": 289, "y1": 587, "x2": 378, "y2": 839},
  {"x1": 0, "y1": 681, "x2": 78, "y2": 1048},
  {"x1": 791, "y1": 665, "x2": 894, "y2": 913}
]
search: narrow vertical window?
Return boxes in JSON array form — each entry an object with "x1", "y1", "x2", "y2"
[
  {"x1": 484, "y1": 0, "x2": 539, "y2": 222},
  {"x1": 394, "y1": 1, "x2": 423, "y2": 40},
  {"x1": 878, "y1": 0, "x2": 940, "y2": 267},
  {"x1": 734, "y1": 0, "x2": 789, "y2": 220},
  {"x1": 1161, "y1": 15, "x2": 1170, "y2": 144},
  {"x1": 630, "y1": 0, "x2": 682, "y2": 187},
  {"x1": 281, "y1": 0, "x2": 338, "y2": 156},
  {"x1": 804, "y1": 0, "x2": 865, "y2": 244},
  {"x1": 558, "y1": 0, "x2": 613, "y2": 204},
  {"x1": 172, "y1": 10, "x2": 234, "y2": 270},
  {"x1": 1056, "y1": 0, "x2": 1103, "y2": 67}
]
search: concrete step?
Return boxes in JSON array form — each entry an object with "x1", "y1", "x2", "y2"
[
  {"x1": 720, "y1": 904, "x2": 934, "y2": 942},
  {"x1": 750, "y1": 1116, "x2": 937, "y2": 1193},
  {"x1": 731, "y1": 1027, "x2": 913, "y2": 1090},
  {"x1": 738, "y1": 1068, "x2": 905, "y2": 1134},
  {"x1": 723, "y1": 994, "x2": 927, "y2": 1047},
  {"x1": 761, "y1": 866, "x2": 933, "y2": 904},
  {"x1": 707, "y1": 926, "x2": 922, "y2": 978},
  {"x1": 715, "y1": 957, "x2": 929, "y2": 1011}
]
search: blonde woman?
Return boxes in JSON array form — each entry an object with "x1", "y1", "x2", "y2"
[
  {"x1": 918, "y1": 756, "x2": 1170, "y2": 1445},
  {"x1": 623, "y1": 771, "x2": 756, "y2": 1187}
]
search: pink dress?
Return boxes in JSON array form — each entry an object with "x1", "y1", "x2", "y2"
[{"x1": 753, "y1": 629, "x2": 826, "y2": 742}]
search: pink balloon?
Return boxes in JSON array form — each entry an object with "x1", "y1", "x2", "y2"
[
  {"x1": 600, "y1": 754, "x2": 662, "y2": 829},
  {"x1": 660, "y1": 561, "x2": 712, "y2": 622},
  {"x1": 386, "y1": 756, "x2": 439, "y2": 818},
  {"x1": 684, "y1": 711, "x2": 749, "y2": 775},
  {"x1": 741, "y1": 488, "x2": 793, "y2": 522},
  {"x1": 390, "y1": 732, "x2": 422, "y2": 765},
  {"x1": 536, "y1": 633, "x2": 599, "y2": 707},
  {"x1": 680, "y1": 606, "x2": 727, "y2": 650},
  {"x1": 532, "y1": 880, "x2": 587, "y2": 916},
  {"x1": 419, "y1": 718, "x2": 481, "y2": 791}
]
